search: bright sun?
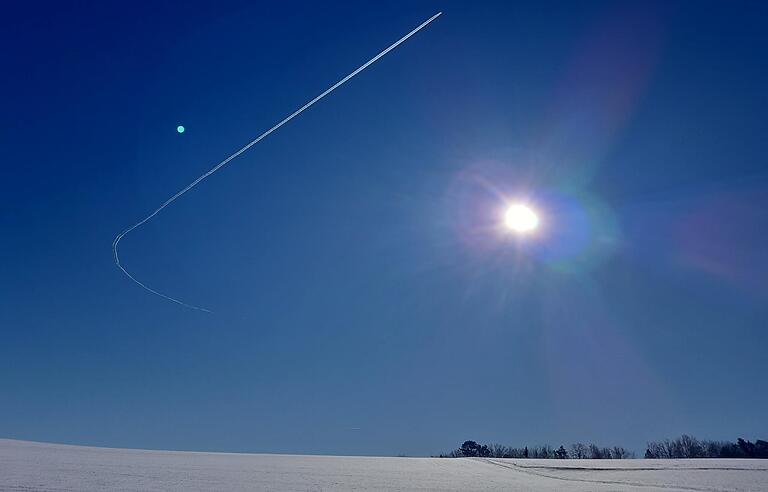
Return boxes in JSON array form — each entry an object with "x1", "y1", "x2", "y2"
[{"x1": 504, "y1": 204, "x2": 539, "y2": 233}]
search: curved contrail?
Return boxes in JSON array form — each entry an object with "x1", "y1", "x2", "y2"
[{"x1": 113, "y1": 11, "x2": 442, "y2": 312}]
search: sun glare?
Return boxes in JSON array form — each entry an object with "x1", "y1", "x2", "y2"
[{"x1": 504, "y1": 204, "x2": 539, "y2": 233}]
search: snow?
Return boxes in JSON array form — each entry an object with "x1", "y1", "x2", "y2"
[{"x1": 1, "y1": 439, "x2": 766, "y2": 491}]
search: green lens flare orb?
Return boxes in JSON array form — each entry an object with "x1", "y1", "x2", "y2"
[{"x1": 177, "y1": 125, "x2": 185, "y2": 134}]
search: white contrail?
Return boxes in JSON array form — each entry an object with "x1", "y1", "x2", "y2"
[{"x1": 113, "y1": 11, "x2": 442, "y2": 312}]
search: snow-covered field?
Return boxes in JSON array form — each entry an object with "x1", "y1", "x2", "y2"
[{"x1": 1, "y1": 439, "x2": 766, "y2": 491}]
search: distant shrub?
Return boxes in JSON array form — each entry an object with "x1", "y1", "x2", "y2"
[{"x1": 554, "y1": 446, "x2": 568, "y2": 459}]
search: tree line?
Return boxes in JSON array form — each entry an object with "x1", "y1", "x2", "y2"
[
  {"x1": 644, "y1": 435, "x2": 768, "y2": 459},
  {"x1": 439, "y1": 440, "x2": 633, "y2": 459},
  {"x1": 440, "y1": 435, "x2": 768, "y2": 459}
]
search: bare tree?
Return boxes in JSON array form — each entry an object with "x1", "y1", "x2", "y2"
[
  {"x1": 489, "y1": 444, "x2": 509, "y2": 458},
  {"x1": 679, "y1": 435, "x2": 703, "y2": 458},
  {"x1": 570, "y1": 443, "x2": 588, "y2": 459},
  {"x1": 612, "y1": 446, "x2": 630, "y2": 459},
  {"x1": 588, "y1": 443, "x2": 607, "y2": 459}
]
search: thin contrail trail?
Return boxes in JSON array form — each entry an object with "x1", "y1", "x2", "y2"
[{"x1": 113, "y1": 11, "x2": 442, "y2": 312}]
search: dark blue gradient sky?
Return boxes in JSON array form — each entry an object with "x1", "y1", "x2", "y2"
[{"x1": 2, "y1": 0, "x2": 767, "y2": 455}]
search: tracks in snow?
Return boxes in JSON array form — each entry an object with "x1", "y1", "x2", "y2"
[{"x1": 476, "y1": 457, "x2": 728, "y2": 492}]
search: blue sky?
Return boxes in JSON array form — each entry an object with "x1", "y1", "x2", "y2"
[{"x1": 1, "y1": 0, "x2": 767, "y2": 456}]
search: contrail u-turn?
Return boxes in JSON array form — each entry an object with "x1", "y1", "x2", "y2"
[{"x1": 113, "y1": 12, "x2": 442, "y2": 312}]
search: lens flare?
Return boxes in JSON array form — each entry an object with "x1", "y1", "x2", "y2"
[{"x1": 504, "y1": 204, "x2": 539, "y2": 233}]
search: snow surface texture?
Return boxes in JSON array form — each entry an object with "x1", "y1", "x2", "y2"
[{"x1": 1, "y1": 439, "x2": 767, "y2": 491}]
